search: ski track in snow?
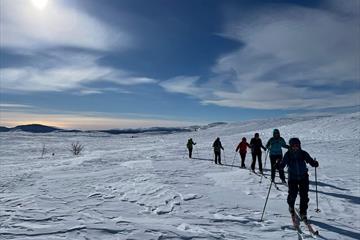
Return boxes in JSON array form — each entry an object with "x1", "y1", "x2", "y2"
[{"x1": 0, "y1": 113, "x2": 359, "y2": 239}]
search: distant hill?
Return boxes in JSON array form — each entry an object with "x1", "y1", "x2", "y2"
[
  {"x1": 0, "y1": 124, "x2": 61, "y2": 133},
  {"x1": 13, "y1": 124, "x2": 60, "y2": 133},
  {"x1": 0, "y1": 122, "x2": 226, "y2": 134},
  {"x1": 0, "y1": 126, "x2": 11, "y2": 132}
]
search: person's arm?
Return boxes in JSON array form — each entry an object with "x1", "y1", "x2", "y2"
[
  {"x1": 266, "y1": 139, "x2": 271, "y2": 149},
  {"x1": 236, "y1": 144, "x2": 240, "y2": 152},
  {"x1": 303, "y1": 151, "x2": 319, "y2": 167},
  {"x1": 278, "y1": 152, "x2": 289, "y2": 169},
  {"x1": 246, "y1": 142, "x2": 251, "y2": 148},
  {"x1": 249, "y1": 139, "x2": 254, "y2": 148},
  {"x1": 220, "y1": 142, "x2": 224, "y2": 150},
  {"x1": 281, "y1": 138, "x2": 289, "y2": 149},
  {"x1": 261, "y1": 140, "x2": 266, "y2": 151}
]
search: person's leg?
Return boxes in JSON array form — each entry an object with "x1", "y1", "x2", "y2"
[
  {"x1": 240, "y1": 153, "x2": 246, "y2": 168},
  {"x1": 216, "y1": 151, "x2": 221, "y2": 164},
  {"x1": 189, "y1": 148, "x2": 192, "y2": 158},
  {"x1": 299, "y1": 176, "x2": 310, "y2": 219},
  {"x1": 258, "y1": 152, "x2": 263, "y2": 173},
  {"x1": 251, "y1": 153, "x2": 256, "y2": 171},
  {"x1": 270, "y1": 155, "x2": 276, "y2": 181},
  {"x1": 214, "y1": 151, "x2": 218, "y2": 164},
  {"x1": 287, "y1": 180, "x2": 299, "y2": 215}
]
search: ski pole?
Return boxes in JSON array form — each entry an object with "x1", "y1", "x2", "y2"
[
  {"x1": 314, "y1": 161, "x2": 321, "y2": 213},
  {"x1": 259, "y1": 150, "x2": 269, "y2": 184},
  {"x1": 260, "y1": 180, "x2": 273, "y2": 222},
  {"x1": 223, "y1": 150, "x2": 226, "y2": 165},
  {"x1": 231, "y1": 152, "x2": 237, "y2": 168}
]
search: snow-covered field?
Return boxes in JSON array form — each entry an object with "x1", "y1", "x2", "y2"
[{"x1": 1, "y1": 113, "x2": 359, "y2": 240}]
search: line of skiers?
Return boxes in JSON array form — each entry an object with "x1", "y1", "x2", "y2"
[{"x1": 186, "y1": 129, "x2": 319, "y2": 222}]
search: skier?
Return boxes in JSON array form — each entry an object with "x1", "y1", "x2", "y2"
[
  {"x1": 186, "y1": 138, "x2": 196, "y2": 158},
  {"x1": 212, "y1": 137, "x2": 224, "y2": 165},
  {"x1": 266, "y1": 129, "x2": 289, "y2": 183},
  {"x1": 235, "y1": 137, "x2": 251, "y2": 168},
  {"x1": 250, "y1": 133, "x2": 266, "y2": 173},
  {"x1": 278, "y1": 138, "x2": 319, "y2": 222}
]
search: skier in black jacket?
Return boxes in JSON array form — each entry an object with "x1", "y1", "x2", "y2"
[
  {"x1": 186, "y1": 138, "x2": 196, "y2": 158},
  {"x1": 250, "y1": 133, "x2": 266, "y2": 173},
  {"x1": 212, "y1": 137, "x2": 224, "y2": 165},
  {"x1": 278, "y1": 138, "x2": 319, "y2": 221}
]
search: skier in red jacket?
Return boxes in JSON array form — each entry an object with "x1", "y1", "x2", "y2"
[{"x1": 235, "y1": 137, "x2": 251, "y2": 168}]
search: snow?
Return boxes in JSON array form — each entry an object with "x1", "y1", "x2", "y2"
[{"x1": 0, "y1": 112, "x2": 359, "y2": 239}]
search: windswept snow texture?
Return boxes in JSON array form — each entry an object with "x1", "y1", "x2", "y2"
[{"x1": 1, "y1": 113, "x2": 359, "y2": 239}]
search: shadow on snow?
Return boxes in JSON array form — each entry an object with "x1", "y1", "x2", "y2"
[
  {"x1": 190, "y1": 158, "x2": 351, "y2": 193},
  {"x1": 310, "y1": 219, "x2": 360, "y2": 240}
]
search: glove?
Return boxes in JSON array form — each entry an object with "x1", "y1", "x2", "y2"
[{"x1": 314, "y1": 161, "x2": 319, "y2": 168}]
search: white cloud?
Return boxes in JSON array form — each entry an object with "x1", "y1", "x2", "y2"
[
  {"x1": 0, "y1": 0, "x2": 131, "y2": 51},
  {"x1": 160, "y1": 76, "x2": 202, "y2": 95},
  {"x1": 0, "y1": 103, "x2": 33, "y2": 108},
  {"x1": 0, "y1": 1, "x2": 158, "y2": 93},
  {"x1": 0, "y1": 51, "x2": 157, "y2": 92},
  {"x1": 161, "y1": 3, "x2": 360, "y2": 110},
  {"x1": 76, "y1": 87, "x2": 131, "y2": 96}
]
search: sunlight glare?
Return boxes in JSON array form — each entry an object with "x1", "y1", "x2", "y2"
[{"x1": 31, "y1": 0, "x2": 48, "y2": 10}]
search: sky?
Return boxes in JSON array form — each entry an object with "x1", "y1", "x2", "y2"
[{"x1": 0, "y1": 0, "x2": 359, "y2": 129}]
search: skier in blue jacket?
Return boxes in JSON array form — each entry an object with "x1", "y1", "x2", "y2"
[
  {"x1": 266, "y1": 129, "x2": 289, "y2": 183},
  {"x1": 278, "y1": 138, "x2": 319, "y2": 221}
]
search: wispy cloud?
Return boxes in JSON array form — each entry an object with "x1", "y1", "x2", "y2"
[
  {"x1": 0, "y1": 1, "x2": 157, "y2": 94},
  {"x1": 1, "y1": 51, "x2": 157, "y2": 92},
  {"x1": 0, "y1": 103, "x2": 33, "y2": 109},
  {"x1": 160, "y1": 76, "x2": 203, "y2": 96},
  {"x1": 0, "y1": 0, "x2": 131, "y2": 51},
  {"x1": 0, "y1": 65, "x2": 157, "y2": 92},
  {"x1": 161, "y1": 1, "x2": 360, "y2": 110},
  {"x1": 76, "y1": 87, "x2": 131, "y2": 96}
]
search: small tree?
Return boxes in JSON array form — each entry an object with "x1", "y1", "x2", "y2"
[{"x1": 71, "y1": 142, "x2": 84, "y2": 155}]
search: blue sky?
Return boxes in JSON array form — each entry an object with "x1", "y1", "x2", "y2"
[{"x1": 0, "y1": 0, "x2": 359, "y2": 129}]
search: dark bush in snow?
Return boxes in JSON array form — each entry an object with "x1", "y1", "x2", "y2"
[{"x1": 71, "y1": 142, "x2": 84, "y2": 155}]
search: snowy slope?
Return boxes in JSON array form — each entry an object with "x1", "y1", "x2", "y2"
[{"x1": 0, "y1": 112, "x2": 359, "y2": 239}]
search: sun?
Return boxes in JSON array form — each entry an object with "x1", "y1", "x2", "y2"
[{"x1": 31, "y1": 0, "x2": 48, "y2": 10}]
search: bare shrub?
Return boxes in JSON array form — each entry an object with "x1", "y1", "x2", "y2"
[
  {"x1": 71, "y1": 142, "x2": 84, "y2": 155},
  {"x1": 41, "y1": 144, "x2": 47, "y2": 158}
]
